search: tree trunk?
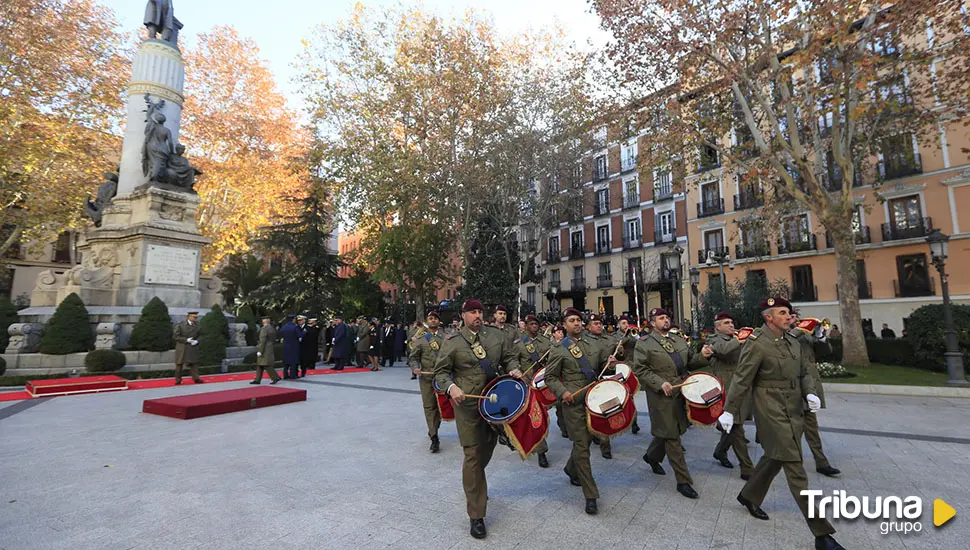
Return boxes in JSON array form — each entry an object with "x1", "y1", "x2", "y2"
[
  {"x1": 831, "y1": 220, "x2": 869, "y2": 366},
  {"x1": 414, "y1": 289, "x2": 426, "y2": 322}
]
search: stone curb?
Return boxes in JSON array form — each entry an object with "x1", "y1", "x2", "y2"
[{"x1": 825, "y1": 382, "x2": 970, "y2": 398}]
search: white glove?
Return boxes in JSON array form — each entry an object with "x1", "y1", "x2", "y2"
[
  {"x1": 718, "y1": 411, "x2": 734, "y2": 432},
  {"x1": 806, "y1": 393, "x2": 821, "y2": 412},
  {"x1": 256, "y1": 352, "x2": 262, "y2": 357},
  {"x1": 188, "y1": 338, "x2": 198, "y2": 346}
]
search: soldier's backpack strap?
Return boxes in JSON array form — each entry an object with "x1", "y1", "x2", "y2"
[
  {"x1": 522, "y1": 336, "x2": 540, "y2": 363},
  {"x1": 560, "y1": 336, "x2": 596, "y2": 381},
  {"x1": 459, "y1": 333, "x2": 498, "y2": 381},
  {"x1": 425, "y1": 332, "x2": 440, "y2": 358}
]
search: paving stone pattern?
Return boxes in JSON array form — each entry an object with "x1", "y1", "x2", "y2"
[{"x1": 0, "y1": 365, "x2": 967, "y2": 549}]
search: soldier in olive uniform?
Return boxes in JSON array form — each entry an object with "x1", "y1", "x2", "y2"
[
  {"x1": 708, "y1": 312, "x2": 754, "y2": 478},
  {"x1": 633, "y1": 308, "x2": 711, "y2": 499},
  {"x1": 790, "y1": 311, "x2": 841, "y2": 478},
  {"x1": 173, "y1": 311, "x2": 204, "y2": 385},
  {"x1": 490, "y1": 304, "x2": 518, "y2": 347},
  {"x1": 613, "y1": 315, "x2": 641, "y2": 435},
  {"x1": 585, "y1": 314, "x2": 619, "y2": 459},
  {"x1": 513, "y1": 314, "x2": 552, "y2": 468},
  {"x1": 355, "y1": 316, "x2": 370, "y2": 368},
  {"x1": 251, "y1": 316, "x2": 281, "y2": 384},
  {"x1": 544, "y1": 308, "x2": 609, "y2": 515},
  {"x1": 718, "y1": 297, "x2": 844, "y2": 550},
  {"x1": 409, "y1": 310, "x2": 446, "y2": 453},
  {"x1": 433, "y1": 299, "x2": 523, "y2": 540}
]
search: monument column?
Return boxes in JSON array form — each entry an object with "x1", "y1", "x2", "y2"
[{"x1": 117, "y1": 39, "x2": 185, "y2": 196}]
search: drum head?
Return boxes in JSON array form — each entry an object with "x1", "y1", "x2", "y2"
[
  {"x1": 681, "y1": 373, "x2": 722, "y2": 405},
  {"x1": 480, "y1": 377, "x2": 529, "y2": 423},
  {"x1": 585, "y1": 380, "x2": 628, "y2": 415},
  {"x1": 608, "y1": 362, "x2": 632, "y2": 382},
  {"x1": 532, "y1": 367, "x2": 547, "y2": 389}
]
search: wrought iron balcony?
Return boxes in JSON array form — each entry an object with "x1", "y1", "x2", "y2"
[
  {"x1": 734, "y1": 190, "x2": 764, "y2": 210},
  {"x1": 595, "y1": 241, "x2": 612, "y2": 256},
  {"x1": 697, "y1": 197, "x2": 724, "y2": 218},
  {"x1": 654, "y1": 229, "x2": 676, "y2": 245},
  {"x1": 548, "y1": 247, "x2": 561, "y2": 260},
  {"x1": 571, "y1": 277, "x2": 586, "y2": 291},
  {"x1": 735, "y1": 242, "x2": 771, "y2": 260},
  {"x1": 621, "y1": 155, "x2": 638, "y2": 172},
  {"x1": 894, "y1": 277, "x2": 935, "y2": 298},
  {"x1": 594, "y1": 202, "x2": 610, "y2": 217},
  {"x1": 653, "y1": 184, "x2": 674, "y2": 201},
  {"x1": 547, "y1": 281, "x2": 562, "y2": 294},
  {"x1": 569, "y1": 244, "x2": 585, "y2": 260},
  {"x1": 623, "y1": 235, "x2": 641, "y2": 250},
  {"x1": 596, "y1": 274, "x2": 613, "y2": 288},
  {"x1": 623, "y1": 193, "x2": 640, "y2": 210},
  {"x1": 882, "y1": 217, "x2": 932, "y2": 241},
  {"x1": 777, "y1": 234, "x2": 817, "y2": 255},
  {"x1": 824, "y1": 226, "x2": 871, "y2": 248},
  {"x1": 878, "y1": 152, "x2": 922, "y2": 181},
  {"x1": 623, "y1": 267, "x2": 644, "y2": 287},
  {"x1": 698, "y1": 247, "x2": 730, "y2": 264}
]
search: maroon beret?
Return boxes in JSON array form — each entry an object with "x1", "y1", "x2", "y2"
[
  {"x1": 426, "y1": 310, "x2": 440, "y2": 319},
  {"x1": 524, "y1": 314, "x2": 538, "y2": 323},
  {"x1": 462, "y1": 299, "x2": 484, "y2": 313},
  {"x1": 589, "y1": 314, "x2": 604, "y2": 323},
  {"x1": 714, "y1": 312, "x2": 734, "y2": 322},
  {"x1": 649, "y1": 308, "x2": 669, "y2": 319},
  {"x1": 618, "y1": 315, "x2": 631, "y2": 323},
  {"x1": 495, "y1": 304, "x2": 508, "y2": 313},
  {"x1": 562, "y1": 308, "x2": 583, "y2": 321},
  {"x1": 759, "y1": 297, "x2": 793, "y2": 312}
]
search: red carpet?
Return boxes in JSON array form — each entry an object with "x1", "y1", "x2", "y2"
[
  {"x1": 143, "y1": 386, "x2": 307, "y2": 419},
  {"x1": 0, "y1": 367, "x2": 371, "y2": 402},
  {"x1": 27, "y1": 375, "x2": 128, "y2": 397}
]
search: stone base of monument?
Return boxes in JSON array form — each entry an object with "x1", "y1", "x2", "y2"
[{"x1": 0, "y1": 346, "x2": 257, "y2": 377}]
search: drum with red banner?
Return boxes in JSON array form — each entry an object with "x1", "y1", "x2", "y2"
[
  {"x1": 530, "y1": 367, "x2": 558, "y2": 408},
  {"x1": 603, "y1": 362, "x2": 639, "y2": 395},
  {"x1": 680, "y1": 372, "x2": 724, "y2": 426},
  {"x1": 480, "y1": 375, "x2": 550, "y2": 460},
  {"x1": 432, "y1": 378, "x2": 455, "y2": 421},
  {"x1": 585, "y1": 379, "x2": 636, "y2": 439}
]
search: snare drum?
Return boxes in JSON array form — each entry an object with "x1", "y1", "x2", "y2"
[
  {"x1": 531, "y1": 367, "x2": 558, "y2": 409},
  {"x1": 432, "y1": 378, "x2": 455, "y2": 421},
  {"x1": 679, "y1": 372, "x2": 724, "y2": 425},
  {"x1": 603, "y1": 362, "x2": 640, "y2": 395},
  {"x1": 480, "y1": 376, "x2": 549, "y2": 459},
  {"x1": 585, "y1": 379, "x2": 636, "y2": 438}
]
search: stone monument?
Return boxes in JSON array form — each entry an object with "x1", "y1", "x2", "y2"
[{"x1": 15, "y1": 0, "x2": 223, "y2": 355}]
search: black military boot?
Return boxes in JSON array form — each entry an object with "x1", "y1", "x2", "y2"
[
  {"x1": 469, "y1": 518, "x2": 486, "y2": 539},
  {"x1": 814, "y1": 534, "x2": 845, "y2": 550},
  {"x1": 737, "y1": 494, "x2": 769, "y2": 520},
  {"x1": 429, "y1": 435, "x2": 440, "y2": 453},
  {"x1": 537, "y1": 453, "x2": 549, "y2": 468}
]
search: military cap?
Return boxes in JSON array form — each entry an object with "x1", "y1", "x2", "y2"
[
  {"x1": 714, "y1": 312, "x2": 735, "y2": 322},
  {"x1": 759, "y1": 297, "x2": 793, "y2": 311},
  {"x1": 426, "y1": 310, "x2": 440, "y2": 319},
  {"x1": 462, "y1": 299, "x2": 484, "y2": 312},
  {"x1": 648, "y1": 308, "x2": 669, "y2": 319},
  {"x1": 495, "y1": 304, "x2": 508, "y2": 313},
  {"x1": 563, "y1": 307, "x2": 583, "y2": 321},
  {"x1": 524, "y1": 314, "x2": 538, "y2": 323}
]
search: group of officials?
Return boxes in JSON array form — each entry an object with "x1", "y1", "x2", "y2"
[{"x1": 412, "y1": 298, "x2": 845, "y2": 550}]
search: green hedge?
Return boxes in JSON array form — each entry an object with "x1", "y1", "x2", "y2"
[
  {"x1": 39, "y1": 293, "x2": 93, "y2": 355},
  {"x1": 816, "y1": 337, "x2": 919, "y2": 368},
  {"x1": 129, "y1": 297, "x2": 174, "y2": 351},
  {"x1": 85, "y1": 350, "x2": 127, "y2": 372},
  {"x1": 0, "y1": 296, "x2": 17, "y2": 351},
  {"x1": 199, "y1": 305, "x2": 229, "y2": 366},
  {"x1": 235, "y1": 304, "x2": 259, "y2": 346},
  {"x1": 0, "y1": 356, "x2": 6, "y2": 376},
  {"x1": 906, "y1": 303, "x2": 970, "y2": 373}
]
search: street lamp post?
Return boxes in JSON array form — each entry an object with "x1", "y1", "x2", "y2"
[
  {"x1": 664, "y1": 245, "x2": 684, "y2": 325},
  {"x1": 689, "y1": 267, "x2": 700, "y2": 339},
  {"x1": 926, "y1": 229, "x2": 969, "y2": 386}
]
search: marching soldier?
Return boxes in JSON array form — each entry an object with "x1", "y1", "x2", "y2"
[
  {"x1": 708, "y1": 312, "x2": 754, "y2": 479},
  {"x1": 433, "y1": 299, "x2": 523, "y2": 540},
  {"x1": 790, "y1": 311, "x2": 841, "y2": 478},
  {"x1": 251, "y1": 316, "x2": 281, "y2": 384},
  {"x1": 613, "y1": 315, "x2": 640, "y2": 435},
  {"x1": 173, "y1": 311, "x2": 204, "y2": 385},
  {"x1": 409, "y1": 310, "x2": 446, "y2": 453},
  {"x1": 585, "y1": 314, "x2": 617, "y2": 459},
  {"x1": 544, "y1": 308, "x2": 609, "y2": 515},
  {"x1": 513, "y1": 314, "x2": 552, "y2": 468},
  {"x1": 491, "y1": 304, "x2": 517, "y2": 347},
  {"x1": 633, "y1": 308, "x2": 711, "y2": 499},
  {"x1": 718, "y1": 297, "x2": 844, "y2": 550}
]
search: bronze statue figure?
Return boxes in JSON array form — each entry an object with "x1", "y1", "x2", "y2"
[
  {"x1": 144, "y1": 0, "x2": 176, "y2": 43},
  {"x1": 142, "y1": 95, "x2": 175, "y2": 182},
  {"x1": 84, "y1": 172, "x2": 119, "y2": 227}
]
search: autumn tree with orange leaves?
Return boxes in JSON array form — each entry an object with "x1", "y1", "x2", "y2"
[
  {"x1": 0, "y1": 0, "x2": 128, "y2": 261},
  {"x1": 181, "y1": 26, "x2": 308, "y2": 272},
  {"x1": 593, "y1": 0, "x2": 970, "y2": 365}
]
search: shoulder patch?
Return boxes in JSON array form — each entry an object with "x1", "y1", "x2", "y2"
[
  {"x1": 748, "y1": 333, "x2": 758, "y2": 340},
  {"x1": 447, "y1": 333, "x2": 459, "y2": 340}
]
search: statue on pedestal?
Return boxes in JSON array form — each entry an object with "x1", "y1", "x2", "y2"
[
  {"x1": 141, "y1": 95, "x2": 200, "y2": 192},
  {"x1": 164, "y1": 144, "x2": 202, "y2": 190},
  {"x1": 83, "y1": 171, "x2": 119, "y2": 227},
  {"x1": 144, "y1": 0, "x2": 176, "y2": 43}
]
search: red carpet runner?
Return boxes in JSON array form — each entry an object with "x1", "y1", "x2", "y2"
[{"x1": 143, "y1": 386, "x2": 307, "y2": 419}]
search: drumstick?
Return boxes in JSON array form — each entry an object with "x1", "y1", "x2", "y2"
[
  {"x1": 464, "y1": 393, "x2": 498, "y2": 403},
  {"x1": 669, "y1": 379, "x2": 698, "y2": 390},
  {"x1": 418, "y1": 371, "x2": 434, "y2": 375},
  {"x1": 521, "y1": 349, "x2": 551, "y2": 376}
]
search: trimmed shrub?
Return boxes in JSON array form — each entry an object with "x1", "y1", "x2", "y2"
[
  {"x1": 39, "y1": 293, "x2": 93, "y2": 354},
  {"x1": 0, "y1": 356, "x2": 6, "y2": 376},
  {"x1": 129, "y1": 297, "x2": 174, "y2": 351},
  {"x1": 866, "y1": 338, "x2": 917, "y2": 367},
  {"x1": 84, "y1": 349, "x2": 127, "y2": 372},
  {"x1": 905, "y1": 303, "x2": 970, "y2": 372},
  {"x1": 235, "y1": 304, "x2": 258, "y2": 346},
  {"x1": 199, "y1": 304, "x2": 229, "y2": 366},
  {"x1": 0, "y1": 296, "x2": 18, "y2": 351}
]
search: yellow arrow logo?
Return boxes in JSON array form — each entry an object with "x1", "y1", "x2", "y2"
[{"x1": 934, "y1": 499, "x2": 956, "y2": 527}]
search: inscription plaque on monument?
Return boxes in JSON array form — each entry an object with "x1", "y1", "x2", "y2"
[{"x1": 144, "y1": 244, "x2": 198, "y2": 286}]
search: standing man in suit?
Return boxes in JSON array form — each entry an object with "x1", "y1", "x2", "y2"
[
  {"x1": 356, "y1": 316, "x2": 370, "y2": 368},
  {"x1": 173, "y1": 311, "x2": 204, "y2": 385},
  {"x1": 300, "y1": 318, "x2": 320, "y2": 377},
  {"x1": 279, "y1": 314, "x2": 300, "y2": 379},
  {"x1": 331, "y1": 315, "x2": 348, "y2": 370},
  {"x1": 251, "y1": 316, "x2": 281, "y2": 384},
  {"x1": 718, "y1": 297, "x2": 843, "y2": 550},
  {"x1": 433, "y1": 299, "x2": 522, "y2": 539},
  {"x1": 633, "y1": 308, "x2": 711, "y2": 499}
]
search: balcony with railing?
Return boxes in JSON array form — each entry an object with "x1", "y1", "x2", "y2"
[
  {"x1": 623, "y1": 192, "x2": 640, "y2": 210},
  {"x1": 824, "y1": 227, "x2": 872, "y2": 248},
  {"x1": 593, "y1": 165, "x2": 609, "y2": 182},
  {"x1": 697, "y1": 197, "x2": 725, "y2": 218},
  {"x1": 594, "y1": 201, "x2": 610, "y2": 217},
  {"x1": 548, "y1": 246, "x2": 561, "y2": 261},
  {"x1": 596, "y1": 274, "x2": 613, "y2": 288},
  {"x1": 595, "y1": 241, "x2": 611, "y2": 256},
  {"x1": 569, "y1": 244, "x2": 585, "y2": 260},
  {"x1": 882, "y1": 217, "x2": 932, "y2": 241},
  {"x1": 734, "y1": 189, "x2": 764, "y2": 210},
  {"x1": 698, "y1": 247, "x2": 730, "y2": 264},
  {"x1": 623, "y1": 267, "x2": 644, "y2": 287},
  {"x1": 735, "y1": 242, "x2": 771, "y2": 260},
  {"x1": 623, "y1": 235, "x2": 641, "y2": 250},
  {"x1": 621, "y1": 155, "x2": 638, "y2": 173},
  {"x1": 571, "y1": 277, "x2": 586, "y2": 291},
  {"x1": 836, "y1": 281, "x2": 873, "y2": 300},
  {"x1": 894, "y1": 276, "x2": 935, "y2": 298},
  {"x1": 547, "y1": 280, "x2": 561, "y2": 294},
  {"x1": 653, "y1": 183, "x2": 674, "y2": 201},
  {"x1": 879, "y1": 152, "x2": 922, "y2": 181},
  {"x1": 822, "y1": 169, "x2": 863, "y2": 191},
  {"x1": 654, "y1": 228, "x2": 676, "y2": 245},
  {"x1": 697, "y1": 146, "x2": 720, "y2": 173},
  {"x1": 777, "y1": 234, "x2": 817, "y2": 255},
  {"x1": 790, "y1": 285, "x2": 818, "y2": 302}
]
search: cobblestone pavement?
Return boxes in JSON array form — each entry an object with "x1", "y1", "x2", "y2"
[{"x1": 0, "y1": 365, "x2": 967, "y2": 549}]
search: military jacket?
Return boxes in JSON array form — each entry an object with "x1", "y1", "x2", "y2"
[
  {"x1": 174, "y1": 320, "x2": 200, "y2": 364},
  {"x1": 790, "y1": 328, "x2": 829, "y2": 408},
  {"x1": 409, "y1": 329, "x2": 444, "y2": 377},
  {"x1": 514, "y1": 333, "x2": 551, "y2": 382},
  {"x1": 709, "y1": 331, "x2": 751, "y2": 419},
  {"x1": 633, "y1": 330, "x2": 707, "y2": 438},
  {"x1": 544, "y1": 334, "x2": 606, "y2": 399},
  {"x1": 257, "y1": 324, "x2": 276, "y2": 366},
  {"x1": 433, "y1": 326, "x2": 520, "y2": 446},
  {"x1": 725, "y1": 325, "x2": 817, "y2": 462}
]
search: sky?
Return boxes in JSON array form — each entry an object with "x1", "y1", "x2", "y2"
[{"x1": 101, "y1": 0, "x2": 613, "y2": 111}]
